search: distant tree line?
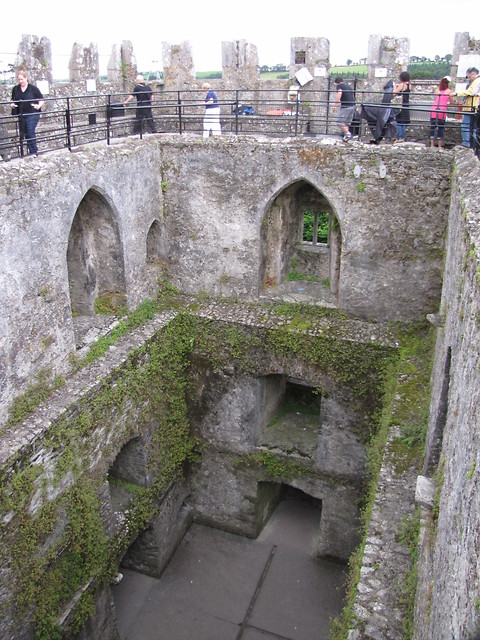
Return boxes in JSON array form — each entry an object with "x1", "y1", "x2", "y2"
[{"x1": 407, "y1": 60, "x2": 450, "y2": 79}]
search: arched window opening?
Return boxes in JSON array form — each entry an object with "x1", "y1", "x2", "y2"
[{"x1": 261, "y1": 180, "x2": 341, "y2": 300}]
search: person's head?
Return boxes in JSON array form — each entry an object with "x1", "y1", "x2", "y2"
[
  {"x1": 17, "y1": 69, "x2": 28, "y2": 86},
  {"x1": 439, "y1": 77, "x2": 449, "y2": 90},
  {"x1": 334, "y1": 77, "x2": 343, "y2": 85},
  {"x1": 136, "y1": 74, "x2": 145, "y2": 84},
  {"x1": 399, "y1": 71, "x2": 410, "y2": 83},
  {"x1": 202, "y1": 82, "x2": 211, "y2": 91},
  {"x1": 470, "y1": 67, "x2": 479, "y2": 78}
]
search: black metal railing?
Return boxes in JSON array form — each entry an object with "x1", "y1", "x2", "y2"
[{"x1": 1, "y1": 87, "x2": 478, "y2": 161}]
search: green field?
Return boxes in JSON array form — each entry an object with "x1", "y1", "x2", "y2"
[
  {"x1": 330, "y1": 65, "x2": 367, "y2": 76},
  {"x1": 148, "y1": 60, "x2": 450, "y2": 83}
]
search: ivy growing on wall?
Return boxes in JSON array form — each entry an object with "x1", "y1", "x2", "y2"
[
  {"x1": 0, "y1": 311, "x2": 197, "y2": 639},
  {"x1": 0, "y1": 298, "x2": 409, "y2": 639}
]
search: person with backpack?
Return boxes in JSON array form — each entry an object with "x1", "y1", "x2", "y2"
[{"x1": 429, "y1": 76, "x2": 455, "y2": 148}]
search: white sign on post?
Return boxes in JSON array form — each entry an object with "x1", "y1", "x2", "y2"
[{"x1": 295, "y1": 67, "x2": 314, "y2": 86}]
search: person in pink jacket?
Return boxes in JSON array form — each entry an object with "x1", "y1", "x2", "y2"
[{"x1": 429, "y1": 76, "x2": 454, "y2": 148}]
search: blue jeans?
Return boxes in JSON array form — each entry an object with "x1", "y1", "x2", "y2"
[
  {"x1": 461, "y1": 113, "x2": 473, "y2": 148},
  {"x1": 430, "y1": 117, "x2": 446, "y2": 140},
  {"x1": 21, "y1": 112, "x2": 40, "y2": 155},
  {"x1": 396, "y1": 123, "x2": 407, "y2": 140}
]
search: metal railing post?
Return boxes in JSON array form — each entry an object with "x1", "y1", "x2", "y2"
[
  {"x1": 235, "y1": 90, "x2": 239, "y2": 136},
  {"x1": 107, "y1": 95, "x2": 112, "y2": 145},
  {"x1": 325, "y1": 77, "x2": 331, "y2": 135},
  {"x1": 65, "y1": 97, "x2": 72, "y2": 151},
  {"x1": 295, "y1": 91, "x2": 299, "y2": 136},
  {"x1": 177, "y1": 92, "x2": 183, "y2": 134}
]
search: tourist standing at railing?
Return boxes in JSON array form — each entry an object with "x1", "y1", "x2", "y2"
[
  {"x1": 429, "y1": 76, "x2": 455, "y2": 149},
  {"x1": 202, "y1": 82, "x2": 221, "y2": 138},
  {"x1": 123, "y1": 75, "x2": 157, "y2": 135},
  {"x1": 452, "y1": 67, "x2": 480, "y2": 148},
  {"x1": 10, "y1": 70, "x2": 44, "y2": 157},
  {"x1": 332, "y1": 77, "x2": 356, "y2": 141},
  {"x1": 393, "y1": 71, "x2": 411, "y2": 143}
]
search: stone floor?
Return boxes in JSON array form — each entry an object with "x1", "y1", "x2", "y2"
[
  {"x1": 259, "y1": 280, "x2": 337, "y2": 308},
  {"x1": 113, "y1": 498, "x2": 347, "y2": 640}
]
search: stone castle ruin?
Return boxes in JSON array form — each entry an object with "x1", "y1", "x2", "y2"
[{"x1": 0, "y1": 32, "x2": 479, "y2": 640}]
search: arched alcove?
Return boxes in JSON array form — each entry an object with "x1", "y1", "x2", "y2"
[
  {"x1": 108, "y1": 436, "x2": 153, "y2": 515},
  {"x1": 146, "y1": 220, "x2": 163, "y2": 264},
  {"x1": 67, "y1": 188, "x2": 126, "y2": 325},
  {"x1": 260, "y1": 180, "x2": 342, "y2": 296}
]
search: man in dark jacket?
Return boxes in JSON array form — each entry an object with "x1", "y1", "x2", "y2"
[{"x1": 124, "y1": 75, "x2": 157, "y2": 134}]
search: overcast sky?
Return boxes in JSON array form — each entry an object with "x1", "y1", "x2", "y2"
[{"x1": 1, "y1": 0, "x2": 478, "y2": 78}]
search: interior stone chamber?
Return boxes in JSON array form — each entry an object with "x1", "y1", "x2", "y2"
[{"x1": 0, "y1": 128, "x2": 479, "y2": 640}]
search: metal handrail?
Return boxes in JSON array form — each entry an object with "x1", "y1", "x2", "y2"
[{"x1": 0, "y1": 88, "x2": 478, "y2": 160}]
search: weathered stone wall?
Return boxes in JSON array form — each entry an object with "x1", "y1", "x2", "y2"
[
  {"x1": 160, "y1": 136, "x2": 450, "y2": 315},
  {"x1": 222, "y1": 40, "x2": 259, "y2": 89},
  {"x1": 185, "y1": 310, "x2": 388, "y2": 561},
  {"x1": 414, "y1": 148, "x2": 480, "y2": 639},
  {"x1": 0, "y1": 311, "x2": 188, "y2": 639},
  {"x1": 0, "y1": 140, "x2": 163, "y2": 424},
  {"x1": 0, "y1": 137, "x2": 451, "y2": 424},
  {"x1": 69, "y1": 42, "x2": 100, "y2": 83},
  {"x1": 367, "y1": 34, "x2": 409, "y2": 88},
  {"x1": 0, "y1": 295, "x2": 398, "y2": 638},
  {"x1": 15, "y1": 34, "x2": 53, "y2": 85}
]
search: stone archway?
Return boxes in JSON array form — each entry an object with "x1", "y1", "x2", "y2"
[
  {"x1": 260, "y1": 180, "x2": 341, "y2": 296},
  {"x1": 67, "y1": 189, "x2": 126, "y2": 347}
]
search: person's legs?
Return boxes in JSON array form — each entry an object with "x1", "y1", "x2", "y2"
[
  {"x1": 461, "y1": 114, "x2": 472, "y2": 147},
  {"x1": 337, "y1": 107, "x2": 354, "y2": 139},
  {"x1": 211, "y1": 107, "x2": 221, "y2": 136},
  {"x1": 203, "y1": 109, "x2": 212, "y2": 138},
  {"x1": 133, "y1": 109, "x2": 143, "y2": 135},
  {"x1": 437, "y1": 119, "x2": 446, "y2": 148},
  {"x1": 203, "y1": 107, "x2": 221, "y2": 137},
  {"x1": 430, "y1": 118, "x2": 436, "y2": 146},
  {"x1": 23, "y1": 113, "x2": 40, "y2": 155},
  {"x1": 145, "y1": 109, "x2": 156, "y2": 133},
  {"x1": 396, "y1": 123, "x2": 406, "y2": 141}
]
